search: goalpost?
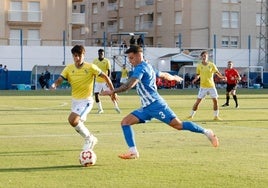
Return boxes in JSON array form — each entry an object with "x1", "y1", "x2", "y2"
[{"x1": 179, "y1": 65, "x2": 263, "y2": 89}]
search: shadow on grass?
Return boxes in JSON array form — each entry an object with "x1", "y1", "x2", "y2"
[
  {"x1": 0, "y1": 149, "x2": 79, "y2": 156},
  {"x1": 0, "y1": 165, "x2": 84, "y2": 172}
]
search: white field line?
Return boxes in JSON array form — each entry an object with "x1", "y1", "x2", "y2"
[
  {"x1": 0, "y1": 102, "x2": 68, "y2": 110},
  {"x1": 0, "y1": 131, "x2": 177, "y2": 139}
]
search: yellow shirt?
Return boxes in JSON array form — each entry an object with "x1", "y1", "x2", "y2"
[
  {"x1": 196, "y1": 61, "x2": 218, "y2": 88},
  {"x1": 93, "y1": 58, "x2": 111, "y2": 83},
  {"x1": 121, "y1": 68, "x2": 128, "y2": 78},
  {"x1": 61, "y1": 62, "x2": 101, "y2": 99}
]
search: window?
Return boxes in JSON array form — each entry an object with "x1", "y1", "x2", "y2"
[
  {"x1": 92, "y1": 23, "x2": 98, "y2": 33},
  {"x1": 9, "y1": 29, "x2": 21, "y2": 45},
  {"x1": 80, "y1": 5, "x2": 85, "y2": 13},
  {"x1": 135, "y1": 0, "x2": 140, "y2": 8},
  {"x1": 100, "y1": 22, "x2": 105, "y2": 29},
  {"x1": 230, "y1": 12, "x2": 238, "y2": 28},
  {"x1": 175, "y1": 11, "x2": 182, "y2": 24},
  {"x1": 28, "y1": 2, "x2": 41, "y2": 22},
  {"x1": 221, "y1": 36, "x2": 238, "y2": 48},
  {"x1": 157, "y1": 13, "x2": 162, "y2": 26},
  {"x1": 222, "y1": 11, "x2": 239, "y2": 28},
  {"x1": 230, "y1": 36, "x2": 238, "y2": 47},
  {"x1": 256, "y1": 13, "x2": 265, "y2": 26},
  {"x1": 10, "y1": 1, "x2": 22, "y2": 21},
  {"x1": 135, "y1": 16, "x2": 140, "y2": 31},
  {"x1": 92, "y1": 3, "x2": 98, "y2": 14},
  {"x1": 119, "y1": 0, "x2": 123, "y2": 7},
  {"x1": 119, "y1": 18, "x2": 123, "y2": 29},
  {"x1": 221, "y1": 36, "x2": 229, "y2": 47},
  {"x1": 27, "y1": 29, "x2": 40, "y2": 46}
]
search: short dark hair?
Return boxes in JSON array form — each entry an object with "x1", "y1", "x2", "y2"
[
  {"x1": 200, "y1": 51, "x2": 208, "y2": 56},
  {"x1": 98, "y1": 49, "x2": 104, "y2": 53},
  {"x1": 125, "y1": 45, "x2": 143, "y2": 54},
  {"x1": 71, "y1": 45, "x2": 85, "y2": 55}
]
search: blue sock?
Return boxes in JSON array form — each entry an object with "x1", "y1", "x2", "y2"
[
  {"x1": 122, "y1": 125, "x2": 135, "y2": 147},
  {"x1": 182, "y1": 121, "x2": 205, "y2": 134}
]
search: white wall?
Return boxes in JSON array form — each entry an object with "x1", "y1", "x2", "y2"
[{"x1": 0, "y1": 46, "x2": 260, "y2": 71}]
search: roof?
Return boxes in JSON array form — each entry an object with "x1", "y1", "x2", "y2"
[{"x1": 159, "y1": 53, "x2": 195, "y2": 62}]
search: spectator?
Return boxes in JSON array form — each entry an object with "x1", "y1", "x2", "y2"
[
  {"x1": 129, "y1": 35, "x2": 136, "y2": 47},
  {"x1": 44, "y1": 68, "x2": 51, "y2": 89},
  {"x1": 39, "y1": 73, "x2": 46, "y2": 89},
  {"x1": 3, "y1": 65, "x2": 8, "y2": 72},
  {"x1": 241, "y1": 74, "x2": 247, "y2": 88},
  {"x1": 137, "y1": 35, "x2": 144, "y2": 47}
]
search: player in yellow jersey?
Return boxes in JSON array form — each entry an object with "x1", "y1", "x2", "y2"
[
  {"x1": 120, "y1": 64, "x2": 129, "y2": 85},
  {"x1": 93, "y1": 49, "x2": 121, "y2": 114},
  {"x1": 188, "y1": 51, "x2": 225, "y2": 121},
  {"x1": 51, "y1": 45, "x2": 117, "y2": 151}
]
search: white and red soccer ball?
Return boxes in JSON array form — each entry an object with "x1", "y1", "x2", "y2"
[{"x1": 79, "y1": 149, "x2": 97, "y2": 167}]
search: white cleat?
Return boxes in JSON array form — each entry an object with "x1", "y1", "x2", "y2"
[{"x1": 83, "y1": 135, "x2": 98, "y2": 150}]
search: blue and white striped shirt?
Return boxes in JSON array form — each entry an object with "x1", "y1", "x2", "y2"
[{"x1": 131, "y1": 61, "x2": 164, "y2": 107}]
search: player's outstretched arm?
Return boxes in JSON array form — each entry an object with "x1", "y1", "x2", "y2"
[
  {"x1": 159, "y1": 72, "x2": 184, "y2": 83},
  {"x1": 101, "y1": 77, "x2": 139, "y2": 96},
  {"x1": 99, "y1": 72, "x2": 118, "y2": 102},
  {"x1": 50, "y1": 76, "x2": 64, "y2": 90}
]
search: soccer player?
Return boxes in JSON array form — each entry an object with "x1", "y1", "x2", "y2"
[
  {"x1": 188, "y1": 51, "x2": 225, "y2": 121},
  {"x1": 120, "y1": 64, "x2": 129, "y2": 85},
  {"x1": 93, "y1": 49, "x2": 121, "y2": 114},
  {"x1": 101, "y1": 45, "x2": 219, "y2": 159},
  {"x1": 222, "y1": 61, "x2": 241, "y2": 108},
  {"x1": 51, "y1": 45, "x2": 117, "y2": 151}
]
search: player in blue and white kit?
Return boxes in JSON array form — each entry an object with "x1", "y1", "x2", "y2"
[{"x1": 101, "y1": 45, "x2": 219, "y2": 159}]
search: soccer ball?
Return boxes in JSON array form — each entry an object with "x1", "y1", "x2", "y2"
[{"x1": 79, "y1": 149, "x2": 97, "y2": 167}]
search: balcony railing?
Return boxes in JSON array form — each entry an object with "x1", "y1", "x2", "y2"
[
  {"x1": 8, "y1": 10, "x2": 42, "y2": 22},
  {"x1": 136, "y1": 21, "x2": 153, "y2": 31},
  {"x1": 9, "y1": 38, "x2": 41, "y2": 46},
  {"x1": 72, "y1": 13, "x2": 85, "y2": 25}
]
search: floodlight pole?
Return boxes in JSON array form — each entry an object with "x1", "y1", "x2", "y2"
[
  {"x1": 63, "y1": 30, "x2": 66, "y2": 65},
  {"x1": 20, "y1": 29, "x2": 23, "y2": 71}
]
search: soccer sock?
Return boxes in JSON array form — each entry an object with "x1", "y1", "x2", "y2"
[
  {"x1": 122, "y1": 125, "x2": 135, "y2": 147},
  {"x1": 74, "y1": 120, "x2": 90, "y2": 138},
  {"x1": 226, "y1": 95, "x2": 230, "y2": 104},
  {"x1": 214, "y1": 110, "x2": 219, "y2": 117},
  {"x1": 233, "y1": 95, "x2": 238, "y2": 105},
  {"x1": 114, "y1": 101, "x2": 119, "y2": 109},
  {"x1": 190, "y1": 110, "x2": 196, "y2": 117},
  {"x1": 97, "y1": 102, "x2": 103, "y2": 110},
  {"x1": 182, "y1": 121, "x2": 204, "y2": 133}
]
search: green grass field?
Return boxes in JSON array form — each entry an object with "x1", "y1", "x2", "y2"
[{"x1": 0, "y1": 89, "x2": 267, "y2": 188}]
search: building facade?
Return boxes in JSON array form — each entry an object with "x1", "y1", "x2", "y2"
[
  {"x1": 0, "y1": 0, "x2": 84, "y2": 46},
  {"x1": 70, "y1": 0, "x2": 266, "y2": 51},
  {"x1": 0, "y1": 0, "x2": 267, "y2": 58}
]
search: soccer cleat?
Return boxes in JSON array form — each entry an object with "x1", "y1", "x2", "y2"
[
  {"x1": 97, "y1": 109, "x2": 104, "y2": 114},
  {"x1": 205, "y1": 129, "x2": 219, "y2": 147},
  {"x1": 235, "y1": 105, "x2": 239, "y2": 108},
  {"x1": 213, "y1": 116, "x2": 223, "y2": 121},
  {"x1": 115, "y1": 108, "x2": 121, "y2": 114},
  {"x1": 83, "y1": 135, "x2": 98, "y2": 150},
  {"x1": 187, "y1": 116, "x2": 194, "y2": 120},
  {"x1": 221, "y1": 103, "x2": 229, "y2": 107},
  {"x1": 118, "y1": 151, "x2": 139, "y2": 159}
]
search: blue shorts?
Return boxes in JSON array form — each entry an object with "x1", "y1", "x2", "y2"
[{"x1": 131, "y1": 100, "x2": 176, "y2": 124}]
